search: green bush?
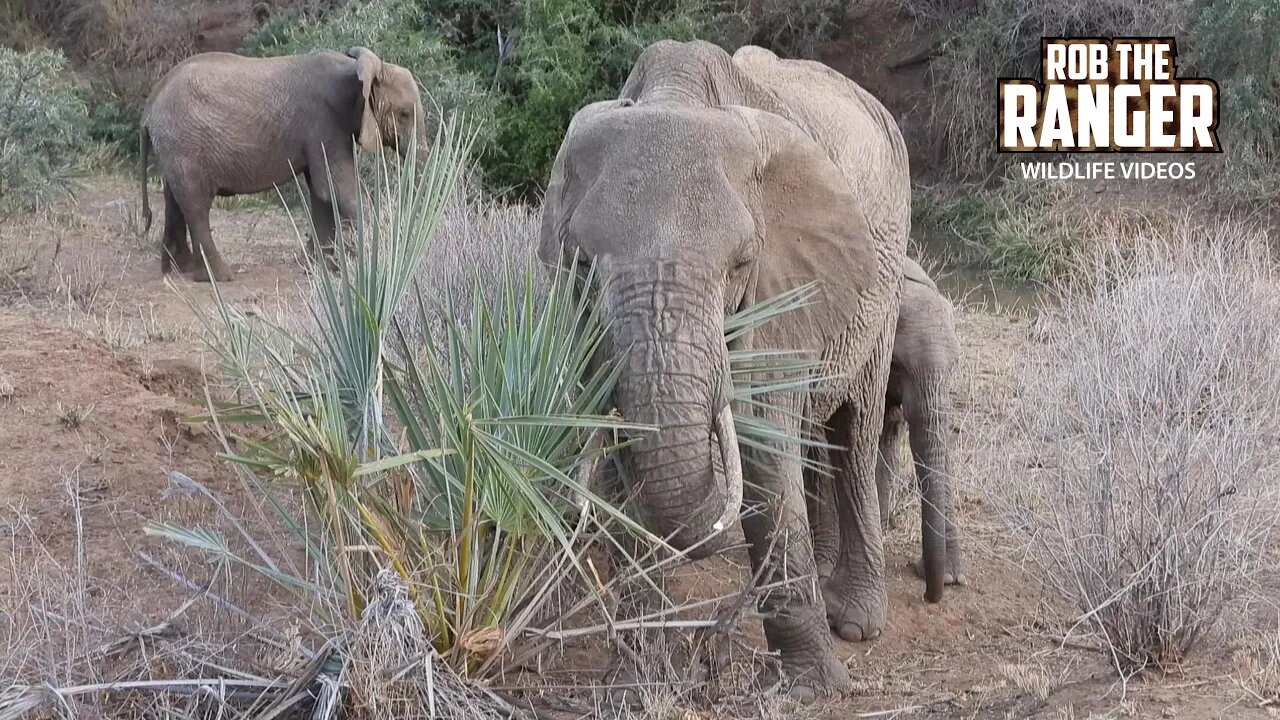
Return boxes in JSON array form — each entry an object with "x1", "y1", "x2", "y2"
[
  {"x1": 1188, "y1": 0, "x2": 1280, "y2": 200},
  {"x1": 0, "y1": 47, "x2": 90, "y2": 214},
  {"x1": 246, "y1": 0, "x2": 745, "y2": 196},
  {"x1": 486, "y1": 0, "x2": 734, "y2": 193}
]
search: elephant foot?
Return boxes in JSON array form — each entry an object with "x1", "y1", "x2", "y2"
[
  {"x1": 913, "y1": 556, "x2": 967, "y2": 587},
  {"x1": 192, "y1": 263, "x2": 235, "y2": 283},
  {"x1": 821, "y1": 572, "x2": 887, "y2": 642},
  {"x1": 160, "y1": 252, "x2": 198, "y2": 274},
  {"x1": 757, "y1": 650, "x2": 852, "y2": 703}
]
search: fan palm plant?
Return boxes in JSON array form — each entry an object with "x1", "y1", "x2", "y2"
[{"x1": 149, "y1": 117, "x2": 832, "y2": 681}]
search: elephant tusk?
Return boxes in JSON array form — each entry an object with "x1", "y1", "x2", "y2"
[{"x1": 713, "y1": 404, "x2": 744, "y2": 535}]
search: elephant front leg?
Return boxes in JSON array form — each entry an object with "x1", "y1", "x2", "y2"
[
  {"x1": 822, "y1": 326, "x2": 892, "y2": 642},
  {"x1": 742, "y1": 411, "x2": 852, "y2": 701},
  {"x1": 182, "y1": 197, "x2": 234, "y2": 283},
  {"x1": 305, "y1": 188, "x2": 341, "y2": 270}
]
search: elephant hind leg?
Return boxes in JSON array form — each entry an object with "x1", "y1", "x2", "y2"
[
  {"x1": 160, "y1": 186, "x2": 195, "y2": 274},
  {"x1": 876, "y1": 403, "x2": 906, "y2": 530}
]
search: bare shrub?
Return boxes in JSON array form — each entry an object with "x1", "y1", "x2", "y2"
[
  {"x1": 994, "y1": 218, "x2": 1280, "y2": 675},
  {"x1": 396, "y1": 188, "x2": 544, "y2": 356},
  {"x1": 740, "y1": 0, "x2": 856, "y2": 58}
]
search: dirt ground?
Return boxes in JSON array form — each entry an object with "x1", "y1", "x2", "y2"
[{"x1": 1, "y1": 172, "x2": 1275, "y2": 719}]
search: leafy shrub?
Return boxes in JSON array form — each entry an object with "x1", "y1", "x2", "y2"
[
  {"x1": 0, "y1": 47, "x2": 90, "y2": 214},
  {"x1": 247, "y1": 0, "x2": 744, "y2": 196},
  {"x1": 152, "y1": 123, "x2": 662, "y2": 684},
  {"x1": 1188, "y1": 0, "x2": 1280, "y2": 200},
  {"x1": 486, "y1": 0, "x2": 735, "y2": 193},
  {"x1": 996, "y1": 220, "x2": 1280, "y2": 675}
]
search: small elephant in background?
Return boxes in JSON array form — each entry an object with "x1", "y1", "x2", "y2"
[
  {"x1": 879, "y1": 257, "x2": 965, "y2": 590},
  {"x1": 139, "y1": 47, "x2": 428, "y2": 281},
  {"x1": 813, "y1": 257, "x2": 964, "y2": 600}
]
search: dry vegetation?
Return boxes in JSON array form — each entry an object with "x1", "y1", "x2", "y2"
[{"x1": 975, "y1": 219, "x2": 1280, "y2": 677}]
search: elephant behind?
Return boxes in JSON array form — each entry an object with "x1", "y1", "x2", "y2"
[
  {"x1": 139, "y1": 47, "x2": 427, "y2": 281},
  {"x1": 813, "y1": 257, "x2": 965, "y2": 599},
  {"x1": 540, "y1": 40, "x2": 911, "y2": 699}
]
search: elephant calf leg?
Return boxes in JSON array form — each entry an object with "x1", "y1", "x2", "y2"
[
  {"x1": 876, "y1": 403, "x2": 906, "y2": 530},
  {"x1": 807, "y1": 466, "x2": 839, "y2": 579}
]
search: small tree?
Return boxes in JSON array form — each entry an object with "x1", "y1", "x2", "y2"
[{"x1": 0, "y1": 47, "x2": 90, "y2": 215}]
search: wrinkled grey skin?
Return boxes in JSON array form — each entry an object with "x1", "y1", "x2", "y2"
[
  {"x1": 139, "y1": 47, "x2": 427, "y2": 281},
  {"x1": 813, "y1": 258, "x2": 965, "y2": 602},
  {"x1": 539, "y1": 40, "x2": 910, "y2": 699}
]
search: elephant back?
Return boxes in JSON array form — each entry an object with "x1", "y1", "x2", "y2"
[
  {"x1": 731, "y1": 46, "x2": 911, "y2": 259},
  {"x1": 902, "y1": 257, "x2": 939, "y2": 292}
]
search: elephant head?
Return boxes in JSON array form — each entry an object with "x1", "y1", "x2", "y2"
[
  {"x1": 346, "y1": 47, "x2": 428, "y2": 161},
  {"x1": 540, "y1": 98, "x2": 877, "y2": 557}
]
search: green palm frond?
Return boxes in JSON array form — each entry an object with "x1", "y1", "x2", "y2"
[{"x1": 725, "y1": 283, "x2": 841, "y2": 473}]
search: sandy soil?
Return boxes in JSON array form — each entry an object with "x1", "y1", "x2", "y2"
[{"x1": 2, "y1": 173, "x2": 1274, "y2": 719}]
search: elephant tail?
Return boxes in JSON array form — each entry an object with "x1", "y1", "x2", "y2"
[{"x1": 139, "y1": 126, "x2": 152, "y2": 234}]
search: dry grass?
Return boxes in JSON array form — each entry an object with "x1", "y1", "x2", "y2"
[
  {"x1": 1232, "y1": 614, "x2": 1280, "y2": 707},
  {"x1": 982, "y1": 216, "x2": 1280, "y2": 677}
]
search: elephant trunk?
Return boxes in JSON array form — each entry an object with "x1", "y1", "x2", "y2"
[
  {"x1": 910, "y1": 374, "x2": 951, "y2": 603},
  {"x1": 604, "y1": 261, "x2": 741, "y2": 558}
]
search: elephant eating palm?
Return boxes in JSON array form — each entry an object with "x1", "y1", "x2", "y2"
[
  {"x1": 813, "y1": 257, "x2": 966, "y2": 602},
  {"x1": 139, "y1": 47, "x2": 428, "y2": 281},
  {"x1": 540, "y1": 40, "x2": 911, "y2": 699}
]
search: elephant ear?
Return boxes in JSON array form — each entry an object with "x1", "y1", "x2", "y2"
[
  {"x1": 734, "y1": 107, "x2": 879, "y2": 349},
  {"x1": 348, "y1": 47, "x2": 383, "y2": 152},
  {"x1": 538, "y1": 98, "x2": 634, "y2": 269}
]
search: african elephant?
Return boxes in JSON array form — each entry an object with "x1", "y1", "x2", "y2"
[
  {"x1": 139, "y1": 47, "x2": 427, "y2": 281},
  {"x1": 539, "y1": 40, "x2": 911, "y2": 699},
  {"x1": 813, "y1": 257, "x2": 964, "y2": 603}
]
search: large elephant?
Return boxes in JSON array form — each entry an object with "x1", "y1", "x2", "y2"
[
  {"x1": 813, "y1": 257, "x2": 965, "y2": 602},
  {"x1": 139, "y1": 47, "x2": 427, "y2": 281},
  {"x1": 539, "y1": 40, "x2": 910, "y2": 698}
]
